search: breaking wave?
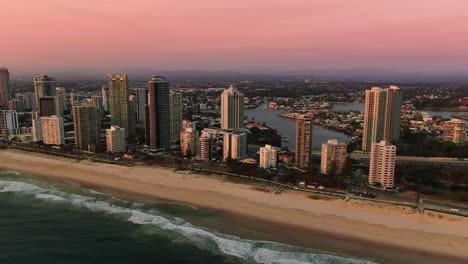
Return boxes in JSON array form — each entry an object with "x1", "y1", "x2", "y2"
[{"x1": 0, "y1": 179, "x2": 377, "y2": 264}]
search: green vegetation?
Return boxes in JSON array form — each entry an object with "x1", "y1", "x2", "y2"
[
  {"x1": 396, "y1": 131, "x2": 467, "y2": 158},
  {"x1": 247, "y1": 127, "x2": 282, "y2": 147}
]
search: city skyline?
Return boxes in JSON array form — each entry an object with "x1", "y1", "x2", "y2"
[{"x1": 2, "y1": 1, "x2": 468, "y2": 76}]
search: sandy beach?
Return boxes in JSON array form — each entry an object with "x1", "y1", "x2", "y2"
[{"x1": 1, "y1": 149, "x2": 468, "y2": 262}]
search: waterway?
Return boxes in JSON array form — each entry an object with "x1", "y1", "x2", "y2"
[{"x1": 245, "y1": 105, "x2": 351, "y2": 151}]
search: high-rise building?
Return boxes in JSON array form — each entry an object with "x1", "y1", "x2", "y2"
[
  {"x1": 73, "y1": 106, "x2": 101, "y2": 152},
  {"x1": 32, "y1": 118, "x2": 43, "y2": 142},
  {"x1": 223, "y1": 131, "x2": 247, "y2": 160},
  {"x1": 101, "y1": 86, "x2": 108, "y2": 112},
  {"x1": 56, "y1": 87, "x2": 67, "y2": 113},
  {"x1": 221, "y1": 85, "x2": 244, "y2": 130},
  {"x1": 146, "y1": 76, "x2": 170, "y2": 150},
  {"x1": 8, "y1": 99, "x2": 25, "y2": 112},
  {"x1": 180, "y1": 127, "x2": 199, "y2": 157},
  {"x1": 134, "y1": 88, "x2": 147, "y2": 122},
  {"x1": 320, "y1": 139, "x2": 347, "y2": 175},
  {"x1": 41, "y1": 115, "x2": 64, "y2": 145},
  {"x1": 369, "y1": 140, "x2": 396, "y2": 189},
  {"x1": 0, "y1": 67, "x2": 10, "y2": 106},
  {"x1": 23, "y1": 92, "x2": 36, "y2": 110},
  {"x1": 443, "y1": 119, "x2": 467, "y2": 144},
  {"x1": 362, "y1": 86, "x2": 402, "y2": 151},
  {"x1": 295, "y1": 116, "x2": 313, "y2": 170},
  {"x1": 182, "y1": 119, "x2": 196, "y2": 131},
  {"x1": 198, "y1": 131, "x2": 214, "y2": 161},
  {"x1": 259, "y1": 144, "x2": 278, "y2": 169},
  {"x1": 170, "y1": 91, "x2": 183, "y2": 143},
  {"x1": 34, "y1": 74, "x2": 56, "y2": 110},
  {"x1": 39, "y1": 96, "x2": 61, "y2": 117},
  {"x1": 108, "y1": 74, "x2": 130, "y2": 137},
  {"x1": 0, "y1": 110, "x2": 19, "y2": 136},
  {"x1": 106, "y1": 126, "x2": 126, "y2": 154},
  {"x1": 128, "y1": 94, "x2": 137, "y2": 138}
]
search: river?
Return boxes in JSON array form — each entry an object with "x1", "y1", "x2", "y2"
[{"x1": 245, "y1": 105, "x2": 351, "y2": 151}]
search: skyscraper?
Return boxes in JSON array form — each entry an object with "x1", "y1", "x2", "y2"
[
  {"x1": 170, "y1": 91, "x2": 183, "y2": 143},
  {"x1": 128, "y1": 94, "x2": 137, "y2": 139},
  {"x1": 23, "y1": 92, "x2": 36, "y2": 110},
  {"x1": 91, "y1": 96, "x2": 103, "y2": 114},
  {"x1": 72, "y1": 106, "x2": 101, "y2": 152},
  {"x1": 39, "y1": 96, "x2": 61, "y2": 117},
  {"x1": 180, "y1": 127, "x2": 199, "y2": 157},
  {"x1": 320, "y1": 139, "x2": 347, "y2": 175},
  {"x1": 0, "y1": 110, "x2": 19, "y2": 136},
  {"x1": 221, "y1": 85, "x2": 244, "y2": 130},
  {"x1": 146, "y1": 76, "x2": 170, "y2": 150},
  {"x1": 295, "y1": 116, "x2": 313, "y2": 170},
  {"x1": 56, "y1": 87, "x2": 67, "y2": 113},
  {"x1": 362, "y1": 86, "x2": 402, "y2": 151},
  {"x1": 134, "y1": 88, "x2": 147, "y2": 122},
  {"x1": 259, "y1": 144, "x2": 278, "y2": 169},
  {"x1": 0, "y1": 67, "x2": 10, "y2": 107},
  {"x1": 101, "y1": 86, "x2": 108, "y2": 112},
  {"x1": 369, "y1": 140, "x2": 396, "y2": 189},
  {"x1": 34, "y1": 74, "x2": 56, "y2": 109},
  {"x1": 41, "y1": 116, "x2": 64, "y2": 145},
  {"x1": 8, "y1": 99, "x2": 25, "y2": 112},
  {"x1": 198, "y1": 131, "x2": 214, "y2": 161},
  {"x1": 106, "y1": 126, "x2": 126, "y2": 154},
  {"x1": 108, "y1": 74, "x2": 130, "y2": 137}
]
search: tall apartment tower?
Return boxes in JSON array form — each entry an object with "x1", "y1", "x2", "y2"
[
  {"x1": 106, "y1": 126, "x2": 126, "y2": 154},
  {"x1": 72, "y1": 106, "x2": 101, "y2": 152},
  {"x1": 34, "y1": 74, "x2": 56, "y2": 110},
  {"x1": 101, "y1": 86, "x2": 108, "y2": 112},
  {"x1": 39, "y1": 96, "x2": 61, "y2": 117},
  {"x1": 223, "y1": 131, "x2": 247, "y2": 161},
  {"x1": 146, "y1": 76, "x2": 170, "y2": 150},
  {"x1": 259, "y1": 144, "x2": 278, "y2": 169},
  {"x1": 320, "y1": 139, "x2": 347, "y2": 175},
  {"x1": 170, "y1": 91, "x2": 183, "y2": 143},
  {"x1": 41, "y1": 116, "x2": 64, "y2": 145},
  {"x1": 0, "y1": 110, "x2": 19, "y2": 136},
  {"x1": 443, "y1": 119, "x2": 467, "y2": 144},
  {"x1": 56, "y1": 87, "x2": 67, "y2": 113},
  {"x1": 221, "y1": 85, "x2": 244, "y2": 130},
  {"x1": 23, "y1": 92, "x2": 36, "y2": 110},
  {"x1": 8, "y1": 99, "x2": 25, "y2": 112},
  {"x1": 180, "y1": 127, "x2": 199, "y2": 157},
  {"x1": 295, "y1": 116, "x2": 313, "y2": 170},
  {"x1": 198, "y1": 131, "x2": 213, "y2": 161},
  {"x1": 134, "y1": 88, "x2": 147, "y2": 122},
  {"x1": 0, "y1": 67, "x2": 10, "y2": 107},
  {"x1": 369, "y1": 140, "x2": 396, "y2": 189},
  {"x1": 128, "y1": 94, "x2": 137, "y2": 138},
  {"x1": 362, "y1": 86, "x2": 402, "y2": 151},
  {"x1": 108, "y1": 74, "x2": 130, "y2": 137}
]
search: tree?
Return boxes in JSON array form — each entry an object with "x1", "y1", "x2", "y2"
[{"x1": 342, "y1": 157, "x2": 353, "y2": 179}]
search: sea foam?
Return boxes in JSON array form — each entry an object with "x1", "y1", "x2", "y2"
[{"x1": 0, "y1": 179, "x2": 377, "y2": 264}]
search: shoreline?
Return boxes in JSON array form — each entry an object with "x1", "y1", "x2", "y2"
[{"x1": 1, "y1": 149, "x2": 468, "y2": 263}]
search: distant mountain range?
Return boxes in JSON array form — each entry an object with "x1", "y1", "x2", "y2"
[{"x1": 10, "y1": 69, "x2": 468, "y2": 83}]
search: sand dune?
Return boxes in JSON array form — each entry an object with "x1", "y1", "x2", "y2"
[{"x1": 1, "y1": 149, "x2": 468, "y2": 261}]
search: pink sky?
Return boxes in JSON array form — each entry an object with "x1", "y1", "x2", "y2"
[{"x1": 1, "y1": 0, "x2": 468, "y2": 74}]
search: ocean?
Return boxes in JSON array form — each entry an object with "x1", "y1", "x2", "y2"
[{"x1": 0, "y1": 171, "x2": 377, "y2": 264}]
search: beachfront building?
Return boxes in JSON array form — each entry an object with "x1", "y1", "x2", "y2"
[
  {"x1": 180, "y1": 127, "x2": 199, "y2": 157},
  {"x1": 32, "y1": 118, "x2": 42, "y2": 142},
  {"x1": 0, "y1": 110, "x2": 19, "y2": 137},
  {"x1": 56, "y1": 87, "x2": 67, "y2": 113},
  {"x1": 39, "y1": 96, "x2": 61, "y2": 117},
  {"x1": 146, "y1": 75, "x2": 170, "y2": 150},
  {"x1": 223, "y1": 131, "x2": 247, "y2": 161},
  {"x1": 73, "y1": 106, "x2": 101, "y2": 152},
  {"x1": 362, "y1": 86, "x2": 402, "y2": 151},
  {"x1": 321, "y1": 139, "x2": 347, "y2": 175},
  {"x1": 198, "y1": 131, "x2": 214, "y2": 161},
  {"x1": 108, "y1": 74, "x2": 130, "y2": 137},
  {"x1": 221, "y1": 85, "x2": 244, "y2": 130},
  {"x1": 295, "y1": 116, "x2": 313, "y2": 170},
  {"x1": 128, "y1": 94, "x2": 137, "y2": 138},
  {"x1": 170, "y1": 91, "x2": 183, "y2": 143},
  {"x1": 0, "y1": 67, "x2": 10, "y2": 107},
  {"x1": 443, "y1": 119, "x2": 467, "y2": 144},
  {"x1": 101, "y1": 86, "x2": 108, "y2": 112},
  {"x1": 259, "y1": 144, "x2": 278, "y2": 169},
  {"x1": 41, "y1": 116, "x2": 64, "y2": 145},
  {"x1": 22, "y1": 92, "x2": 36, "y2": 110},
  {"x1": 369, "y1": 140, "x2": 396, "y2": 189},
  {"x1": 34, "y1": 74, "x2": 56, "y2": 110},
  {"x1": 134, "y1": 88, "x2": 147, "y2": 122},
  {"x1": 106, "y1": 126, "x2": 126, "y2": 154}
]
